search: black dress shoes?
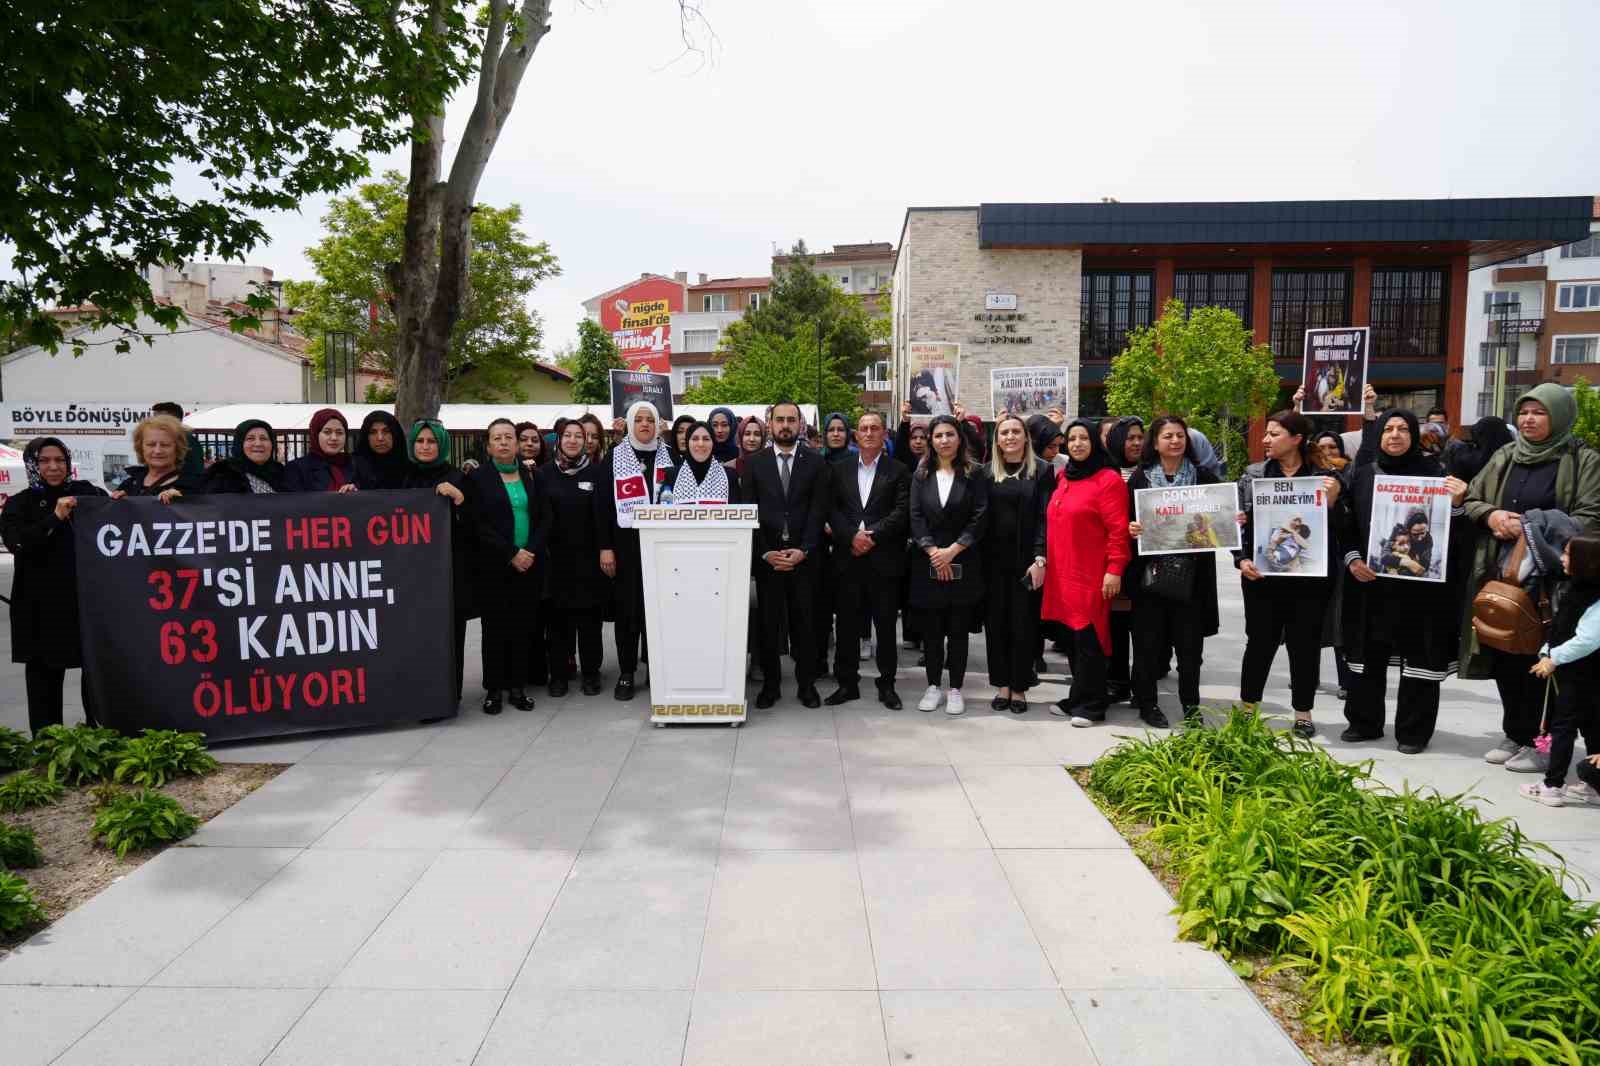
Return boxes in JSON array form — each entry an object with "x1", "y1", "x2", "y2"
[
  {"x1": 482, "y1": 692, "x2": 503, "y2": 715},
  {"x1": 991, "y1": 694, "x2": 1010, "y2": 711},
  {"x1": 824, "y1": 687, "x2": 859, "y2": 706},
  {"x1": 508, "y1": 688, "x2": 536, "y2": 712},
  {"x1": 614, "y1": 674, "x2": 636, "y2": 701},
  {"x1": 798, "y1": 686, "x2": 822, "y2": 709},
  {"x1": 1138, "y1": 706, "x2": 1170, "y2": 730},
  {"x1": 1009, "y1": 697, "x2": 1029, "y2": 715},
  {"x1": 755, "y1": 688, "x2": 780, "y2": 709},
  {"x1": 548, "y1": 677, "x2": 569, "y2": 698},
  {"x1": 580, "y1": 674, "x2": 603, "y2": 696},
  {"x1": 877, "y1": 686, "x2": 902, "y2": 710}
]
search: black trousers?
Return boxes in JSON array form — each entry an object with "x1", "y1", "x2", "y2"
[
  {"x1": 834, "y1": 565, "x2": 899, "y2": 690},
  {"x1": 1541, "y1": 671, "x2": 1596, "y2": 788},
  {"x1": 1239, "y1": 582, "x2": 1324, "y2": 712},
  {"x1": 614, "y1": 617, "x2": 646, "y2": 674},
  {"x1": 985, "y1": 563, "x2": 1039, "y2": 691},
  {"x1": 757, "y1": 562, "x2": 817, "y2": 689},
  {"x1": 24, "y1": 663, "x2": 98, "y2": 733},
  {"x1": 1062, "y1": 624, "x2": 1108, "y2": 712},
  {"x1": 1490, "y1": 651, "x2": 1547, "y2": 747},
  {"x1": 1132, "y1": 598, "x2": 1203, "y2": 710},
  {"x1": 523, "y1": 614, "x2": 550, "y2": 686},
  {"x1": 1342, "y1": 639, "x2": 1440, "y2": 746},
  {"x1": 1107, "y1": 609, "x2": 1132, "y2": 689},
  {"x1": 481, "y1": 568, "x2": 536, "y2": 692},
  {"x1": 920, "y1": 604, "x2": 974, "y2": 688},
  {"x1": 550, "y1": 606, "x2": 603, "y2": 680},
  {"x1": 813, "y1": 550, "x2": 836, "y2": 674}
]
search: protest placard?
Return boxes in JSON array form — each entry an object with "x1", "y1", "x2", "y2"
[
  {"x1": 1251, "y1": 477, "x2": 1328, "y2": 577},
  {"x1": 989, "y1": 366, "x2": 1069, "y2": 420},
  {"x1": 905, "y1": 342, "x2": 960, "y2": 420},
  {"x1": 1299, "y1": 327, "x2": 1368, "y2": 415},
  {"x1": 1134, "y1": 483, "x2": 1241, "y2": 555},
  {"x1": 609, "y1": 369, "x2": 673, "y2": 421},
  {"x1": 1367, "y1": 476, "x2": 1451, "y2": 582}
]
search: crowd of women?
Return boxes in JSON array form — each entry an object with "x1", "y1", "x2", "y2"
[{"x1": 6, "y1": 387, "x2": 1599, "y2": 796}]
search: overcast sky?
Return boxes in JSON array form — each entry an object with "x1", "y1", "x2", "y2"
[{"x1": 243, "y1": 0, "x2": 1600, "y2": 353}]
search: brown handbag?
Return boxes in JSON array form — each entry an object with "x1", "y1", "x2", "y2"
[{"x1": 1471, "y1": 538, "x2": 1550, "y2": 656}]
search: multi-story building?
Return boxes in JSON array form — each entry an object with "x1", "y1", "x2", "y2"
[
  {"x1": 773, "y1": 241, "x2": 896, "y2": 408},
  {"x1": 669, "y1": 275, "x2": 770, "y2": 396},
  {"x1": 1465, "y1": 227, "x2": 1600, "y2": 422},
  {"x1": 891, "y1": 198, "x2": 1596, "y2": 447}
]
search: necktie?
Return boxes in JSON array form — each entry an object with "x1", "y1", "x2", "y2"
[{"x1": 779, "y1": 452, "x2": 791, "y2": 496}]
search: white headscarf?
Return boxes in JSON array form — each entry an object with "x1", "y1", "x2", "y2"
[{"x1": 624, "y1": 400, "x2": 661, "y2": 452}]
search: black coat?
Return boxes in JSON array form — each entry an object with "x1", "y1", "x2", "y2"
[
  {"x1": 739, "y1": 446, "x2": 829, "y2": 557},
  {"x1": 825, "y1": 454, "x2": 911, "y2": 578},
  {"x1": 537, "y1": 460, "x2": 608, "y2": 610},
  {"x1": 975, "y1": 464, "x2": 1051, "y2": 573},
  {"x1": 283, "y1": 454, "x2": 352, "y2": 492},
  {"x1": 201, "y1": 460, "x2": 287, "y2": 494},
  {"x1": 466, "y1": 461, "x2": 544, "y2": 574},
  {"x1": 405, "y1": 466, "x2": 479, "y2": 620},
  {"x1": 2, "y1": 481, "x2": 108, "y2": 668},
  {"x1": 116, "y1": 466, "x2": 196, "y2": 497},
  {"x1": 909, "y1": 466, "x2": 989, "y2": 608},
  {"x1": 1125, "y1": 466, "x2": 1222, "y2": 637}
]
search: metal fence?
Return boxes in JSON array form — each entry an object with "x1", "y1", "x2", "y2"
[{"x1": 189, "y1": 429, "x2": 489, "y2": 469}]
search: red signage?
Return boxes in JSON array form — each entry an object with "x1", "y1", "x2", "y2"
[{"x1": 598, "y1": 277, "x2": 683, "y2": 375}]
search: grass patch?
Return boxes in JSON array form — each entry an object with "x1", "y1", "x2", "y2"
[{"x1": 1086, "y1": 709, "x2": 1600, "y2": 1065}]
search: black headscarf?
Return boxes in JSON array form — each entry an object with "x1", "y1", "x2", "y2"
[
  {"x1": 708, "y1": 406, "x2": 740, "y2": 463},
  {"x1": 354, "y1": 411, "x2": 409, "y2": 489},
  {"x1": 668, "y1": 415, "x2": 696, "y2": 464},
  {"x1": 1443, "y1": 416, "x2": 1514, "y2": 482},
  {"x1": 228, "y1": 419, "x2": 285, "y2": 480},
  {"x1": 1104, "y1": 416, "x2": 1145, "y2": 470},
  {"x1": 682, "y1": 421, "x2": 717, "y2": 483},
  {"x1": 1373, "y1": 409, "x2": 1440, "y2": 476},
  {"x1": 1027, "y1": 415, "x2": 1063, "y2": 456},
  {"x1": 1062, "y1": 418, "x2": 1114, "y2": 481},
  {"x1": 23, "y1": 437, "x2": 75, "y2": 500}
]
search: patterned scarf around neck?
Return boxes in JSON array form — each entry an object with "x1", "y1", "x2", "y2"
[
  {"x1": 1145, "y1": 457, "x2": 1197, "y2": 488},
  {"x1": 612, "y1": 444, "x2": 673, "y2": 528},
  {"x1": 672, "y1": 457, "x2": 730, "y2": 504}
]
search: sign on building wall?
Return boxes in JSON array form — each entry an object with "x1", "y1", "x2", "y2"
[
  {"x1": 0, "y1": 401, "x2": 190, "y2": 488},
  {"x1": 989, "y1": 366, "x2": 1069, "y2": 421},
  {"x1": 1299, "y1": 327, "x2": 1369, "y2": 416},
  {"x1": 905, "y1": 342, "x2": 961, "y2": 420},
  {"x1": 599, "y1": 278, "x2": 684, "y2": 375}
]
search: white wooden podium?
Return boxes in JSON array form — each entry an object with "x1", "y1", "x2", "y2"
[{"x1": 633, "y1": 504, "x2": 758, "y2": 727}]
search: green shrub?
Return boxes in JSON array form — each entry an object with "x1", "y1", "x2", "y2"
[
  {"x1": 113, "y1": 730, "x2": 218, "y2": 788},
  {"x1": 0, "y1": 727, "x2": 31, "y2": 772},
  {"x1": 88, "y1": 782, "x2": 124, "y2": 810},
  {"x1": 30, "y1": 724, "x2": 126, "y2": 785},
  {"x1": 0, "y1": 822, "x2": 42, "y2": 869},
  {"x1": 1087, "y1": 708, "x2": 1600, "y2": 1063},
  {"x1": 90, "y1": 789, "x2": 199, "y2": 858},
  {"x1": 0, "y1": 869, "x2": 44, "y2": 933},
  {"x1": 0, "y1": 771, "x2": 65, "y2": 813}
]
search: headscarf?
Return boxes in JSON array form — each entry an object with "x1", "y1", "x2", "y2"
[
  {"x1": 1027, "y1": 415, "x2": 1063, "y2": 455},
  {"x1": 1372, "y1": 409, "x2": 1439, "y2": 476},
  {"x1": 1510, "y1": 382, "x2": 1577, "y2": 465},
  {"x1": 822, "y1": 412, "x2": 855, "y2": 463},
  {"x1": 1104, "y1": 417, "x2": 1145, "y2": 474},
  {"x1": 613, "y1": 400, "x2": 673, "y2": 527},
  {"x1": 668, "y1": 415, "x2": 696, "y2": 464},
  {"x1": 1186, "y1": 425, "x2": 1225, "y2": 479},
  {"x1": 708, "y1": 406, "x2": 740, "y2": 463},
  {"x1": 962, "y1": 414, "x2": 988, "y2": 463},
  {"x1": 228, "y1": 418, "x2": 285, "y2": 480},
  {"x1": 734, "y1": 415, "x2": 765, "y2": 479},
  {"x1": 550, "y1": 418, "x2": 591, "y2": 475},
  {"x1": 680, "y1": 421, "x2": 717, "y2": 483},
  {"x1": 405, "y1": 419, "x2": 451, "y2": 470},
  {"x1": 1062, "y1": 418, "x2": 1114, "y2": 481},
  {"x1": 23, "y1": 437, "x2": 73, "y2": 497},
  {"x1": 1444, "y1": 417, "x2": 1514, "y2": 481},
  {"x1": 308, "y1": 408, "x2": 350, "y2": 466},
  {"x1": 626, "y1": 400, "x2": 664, "y2": 453},
  {"x1": 354, "y1": 410, "x2": 408, "y2": 487},
  {"x1": 672, "y1": 421, "x2": 731, "y2": 503}
]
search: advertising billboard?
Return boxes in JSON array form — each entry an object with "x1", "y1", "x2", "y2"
[{"x1": 599, "y1": 277, "x2": 684, "y2": 375}]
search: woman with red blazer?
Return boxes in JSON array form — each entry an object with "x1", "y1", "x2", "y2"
[{"x1": 1042, "y1": 418, "x2": 1132, "y2": 726}]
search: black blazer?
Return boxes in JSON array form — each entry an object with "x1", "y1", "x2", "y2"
[
  {"x1": 826, "y1": 454, "x2": 910, "y2": 577},
  {"x1": 975, "y1": 464, "x2": 1051, "y2": 570},
  {"x1": 739, "y1": 446, "x2": 828, "y2": 557},
  {"x1": 283, "y1": 453, "x2": 351, "y2": 492},
  {"x1": 909, "y1": 465, "x2": 989, "y2": 608},
  {"x1": 465, "y1": 461, "x2": 545, "y2": 573}
]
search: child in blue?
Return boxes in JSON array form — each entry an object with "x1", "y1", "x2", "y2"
[{"x1": 1522, "y1": 533, "x2": 1600, "y2": 807}]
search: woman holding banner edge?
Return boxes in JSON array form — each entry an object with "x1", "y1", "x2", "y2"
[{"x1": 404, "y1": 420, "x2": 475, "y2": 706}]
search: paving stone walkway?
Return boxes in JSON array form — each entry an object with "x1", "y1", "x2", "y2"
[{"x1": 5, "y1": 555, "x2": 1597, "y2": 1064}]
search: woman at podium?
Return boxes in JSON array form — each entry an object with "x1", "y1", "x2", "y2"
[{"x1": 667, "y1": 422, "x2": 740, "y2": 505}]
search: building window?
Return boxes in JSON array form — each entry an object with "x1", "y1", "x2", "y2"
[
  {"x1": 1270, "y1": 269, "x2": 1350, "y2": 358},
  {"x1": 1081, "y1": 270, "x2": 1154, "y2": 360},
  {"x1": 1560, "y1": 235, "x2": 1600, "y2": 259},
  {"x1": 1557, "y1": 283, "x2": 1600, "y2": 311},
  {"x1": 748, "y1": 292, "x2": 765, "y2": 310},
  {"x1": 865, "y1": 360, "x2": 890, "y2": 389},
  {"x1": 1369, "y1": 268, "x2": 1445, "y2": 357},
  {"x1": 681, "y1": 367, "x2": 723, "y2": 389},
  {"x1": 1173, "y1": 269, "x2": 1251, "y2": 325},
  {"x1": 1553, "y1": 336, "x2": 1600, "y2": 364},
  {"x1": 1482, "y1": 290, "x2": 1521, "y2": 315},
  {"x1": 701, "y1": 293, "x2": 730, "y2": 312},
  {"x1": 1478, "y1": 341, "x2": 1534, "y2": 370},
  {"x1": 681, "y1": 329, "x2": 720, "y2": 353}
]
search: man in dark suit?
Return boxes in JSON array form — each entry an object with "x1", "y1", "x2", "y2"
[
  {"x1": 823, "y1": 410, "x2": 910, "y2": 708},
  {"x1": 739, "y1": 400, "x2": 828, "y2": 708}
]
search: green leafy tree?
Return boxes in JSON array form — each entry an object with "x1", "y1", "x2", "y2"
[
  {"x1": 683, "y1": 333, "x2": 859, "y2": 416},
  {"x1": 284, "y1": 171, "x2": 558, "y2": 402},
  {"x1": 1105, "y1": 299, "x2": 1281, "y2": 477},
  {"x1": 0, "y1": 0, "x2": 470, "y2": 353},
  {"x1": 1573, "y1": 377, "x2": 1600, "y2": 453},
  {"x1": 720, "y1": 242, "x2": 877, "y2": 381},
  {"x1": 568, "y1": 319, "x2": 627, "y2": 404}
]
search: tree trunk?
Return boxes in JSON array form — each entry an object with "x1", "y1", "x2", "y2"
[{"x1": 393, "y1": 0, "x2": 552, "y2": 427}]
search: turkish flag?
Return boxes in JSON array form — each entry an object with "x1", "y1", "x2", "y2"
[{"x1": 616, "y1": 475, "x2": 647, "y2": 501}]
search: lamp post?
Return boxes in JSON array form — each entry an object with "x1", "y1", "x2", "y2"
[{"x1": 816, "y1": 318, "x2": 824, "y2": 425}]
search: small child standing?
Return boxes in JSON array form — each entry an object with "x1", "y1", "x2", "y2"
[{"x1": 1522, "y1": 533, "x2": 1600, "y2": 807}]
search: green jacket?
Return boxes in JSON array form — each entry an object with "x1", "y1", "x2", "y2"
[{"x1": 1457, "y1": 439, "x2": 1600, "y2": 678}]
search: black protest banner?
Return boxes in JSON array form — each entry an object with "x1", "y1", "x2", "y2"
[
  {"x1": 609, "y1": 369, "x2": 673, "y2": 421},
  {"x1": 73, "y1": 491, "x2": 454, "y2": 741}
]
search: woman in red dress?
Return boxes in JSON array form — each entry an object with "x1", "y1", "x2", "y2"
[{"x1": 1043, "y1": 419, "x2": 1132, "y2": 726}]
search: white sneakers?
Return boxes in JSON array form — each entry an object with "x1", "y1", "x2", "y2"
[
  {"x1": 1484, "y1": 737, "x2": 1521, "y2": 764},
  {"x1": 1566, "y1": 781, "x2": 1600, "y2": 806},
  {"x1": 945, "y1": 689, "x2": 965, "y2": 716},
  {"x1": 1505, "y1": 747, "x2": 1551, "y2": 774},
  {"x1": 1521, "y1": 782, "x2": 1566, "y2": 807},
  {"x1": 918, "y1": 685, "x2": 942, "y2": 712}
]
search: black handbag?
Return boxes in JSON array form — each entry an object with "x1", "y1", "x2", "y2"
[{"x1": 1142, "y1": 553, "x2": 1196, "y2": 603}]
